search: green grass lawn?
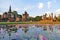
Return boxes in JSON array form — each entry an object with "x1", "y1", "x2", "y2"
[
  {"x1": 0, "y1": 21, "x2": 60, "y2": 25},
  {"x1": 0, "y1": 22, "x2": 35, "y2": 25}
]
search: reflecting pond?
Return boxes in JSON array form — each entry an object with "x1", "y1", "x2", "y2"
[{"x1": 0, "y1": 24, "x2": 60, "y2": 40}]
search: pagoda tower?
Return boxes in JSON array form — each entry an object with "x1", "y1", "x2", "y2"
[
  {"x1": 8, "y1": 5, "x2": 12, "y2": 13},
  {"x1": 8, "y1": 5, "x2": 12, "y2": 18}
]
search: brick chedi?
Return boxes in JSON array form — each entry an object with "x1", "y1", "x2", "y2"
[{"x1": 22, "y1": 11, "x2": 29, "y2": 21}]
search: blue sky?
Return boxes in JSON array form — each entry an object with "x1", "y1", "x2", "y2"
[{"x1": 0, "y1": 0, "x2": 60, "y2": 17}]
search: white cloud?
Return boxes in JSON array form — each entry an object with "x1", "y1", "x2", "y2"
[
  {"x1": 44, "y1": 11, "x2": 51, "y2": 16},
  {"x1": 38, "y1": 3, "x2": 44, "y2": 9},
  {"x1": 0, "y1": 12, "x2": 3, "y2": 15},
  {"x1": 47, "y1": 2, "x2": 51, "y2": 9},
  {"x1": 56, "y1": 9, "x2": 60, "y2": 14},
  {"x1": 54, "y1": 9, "x2": 60, "y2": 16},
  {"x1": 56, "y1": 9, "x2": 60, "y2": 12},
  {"x1": 44, "y1": 11, "x2": 54, "y2": 17},
  {"x1": 14, "y1": 8, "x2": 20, "y2": 11}
]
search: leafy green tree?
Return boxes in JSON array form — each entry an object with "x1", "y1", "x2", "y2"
[
  {"x1": 12, "y1": 11, "x2": 22, "y2": 18},
  {"x1": 28, "y1": 17, "x2": 32, "y2": 21},
  {"x1": 35, "y1": 16, "x2": 42, "y2": 21},
  {"x1": 12, "y1": 11, "x2": 18, "y2": 17},
  {"x1": 18, "y1": 14, "x2": 22, "y2": 18},
  {"x1": 27, "y1": 17, "x2": 35, "y2": 21},
  {"x1": 57, "y1": 15, "x2": 60, "y2": 21}
]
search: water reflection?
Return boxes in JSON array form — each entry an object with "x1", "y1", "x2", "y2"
[{"x1": 0, "y1": 24, "x2": 60, "y2": 40}]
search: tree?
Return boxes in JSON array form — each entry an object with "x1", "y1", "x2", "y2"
[
  {"x1": 57, "y1": 15, "x2": 60, "y2": 21},
  {"x1": 28, "y1": 17, "x2": 32, "y2": 21},
  {"x1": 12, "y1": 11, "x2": 18, "y2": 17},
  {"x1": 12, "y1": 11, "x2": 22, "y2": 18},
  {"x1": 27, "y1": 17, "x2": 35, "y2": 21},
  {"x1": 35, "y1": 16, "x2": 42, "y2": 21},
  {"x1": 12, "y1": 11, "x2": 19, "y2": 21},
  {"x1": 18, "y1": 14, "x2": 22, "y2": 18}
]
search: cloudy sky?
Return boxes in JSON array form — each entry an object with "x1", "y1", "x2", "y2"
[{"x1": 0, "y1": 0, "x2": 60, "y2": 17}]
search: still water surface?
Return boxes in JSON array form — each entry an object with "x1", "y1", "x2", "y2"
[{"x1": 0, "y1": 25, "x2": 60, "y2": 40}]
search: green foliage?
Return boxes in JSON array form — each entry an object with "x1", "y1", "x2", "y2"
[
  {"x1": 28, "y1": 17, "x2": 33, "y2": 21},
  {"x1": 57, "y1": 16, "x2": 60, "y2": 21},
  {"x1": 12, "y1": 11, "x2": 18, "y2": 17},
  {"x1": 35, "y1": 16, "x2": 42, "y2": 21},
  {"x1": 27, "y1": 17, "x2": 36, "y2": 21},
  {"x1": 18, "y1": 15, "x2": 22, "y2": 18},
  {"x1": 13, "y1": 11, "x2": 22, "y2": 19}
]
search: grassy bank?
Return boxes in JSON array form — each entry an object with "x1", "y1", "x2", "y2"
[
  {"x1": 0, "y1": 21, "x2": 60, "y2": 25},
  {"x1": 0, "y1": 22, "x2": 40, "y2": 24}
]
